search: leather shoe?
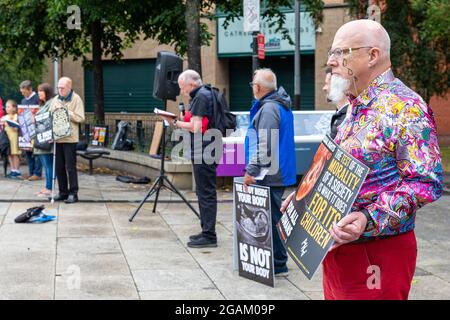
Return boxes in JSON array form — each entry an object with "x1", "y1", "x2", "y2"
[
  {"x1": 187, "y1": 236, "x2": 217, "y2": 248},
  {"x1": 64, "y1": 194, "x2": 79, "y2": 204},
  {"x1": 189, "y1": 233, "x2": 203, "y2": 241},
  {"x1": 50, "y1": 194, "x2": 68, "y2": 201}
]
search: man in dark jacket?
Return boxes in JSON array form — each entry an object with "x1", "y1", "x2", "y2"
[
  {"x1": 244, "y1": 68, "x2": 297, "y2": 277},
  {"x1": 161, "y1": 69, "x2": 218, "y2": 248},
  {"x1": 19, "y1": 80, "x2": 42, "y2": 181}
]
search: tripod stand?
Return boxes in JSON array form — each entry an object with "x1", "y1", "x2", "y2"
[{"x1": 129, "y1": 116, "x2": 200, "y2": 222}]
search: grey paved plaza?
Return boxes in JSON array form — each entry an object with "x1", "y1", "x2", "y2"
[{"x1": 0, "y1": 170, "x2": 449, "y2": 300}]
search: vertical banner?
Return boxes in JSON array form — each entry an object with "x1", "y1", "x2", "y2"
[
  {"x1": 277, "y1": 135, "x2": 369, "y2": 279},
  {"x1": 17, "y1": 105, "x2": 39, "y2": 149},
  {"x1": 234, "y1": 179, "x2": 274, "y2": 287},
  {"x1": 34, "y1": 111, "x2": 53, "y2": 144},
  {"x1": 243, "y1": 0, "x2": 260, "y2": 32}
]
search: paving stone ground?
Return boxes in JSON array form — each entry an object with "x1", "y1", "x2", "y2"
[{"x1": 0, "y1": 168, "x2": 449, "y2": 300}]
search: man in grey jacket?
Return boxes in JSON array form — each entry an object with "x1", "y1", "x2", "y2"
[{"x1": 244, "y1": 68, "x2": 297, "y2": 276}]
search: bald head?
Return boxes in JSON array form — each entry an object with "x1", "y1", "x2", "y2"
[
  {"x1": 57, "y1": 77, "x2": 73, "y2": 98},
  {"x1": 327, "y1": 19, "x2": 392, "y2": 97},
  {"x1": 334, "y1": 19, "x2": 390, "y2": 59}
]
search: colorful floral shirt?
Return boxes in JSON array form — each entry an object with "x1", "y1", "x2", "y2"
[{"x1": 335, "y1": 69, "x2": 443, "y2": 238}]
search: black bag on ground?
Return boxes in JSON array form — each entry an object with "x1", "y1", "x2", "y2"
[
  {"x1": 15, "y1": 205, "x2": 45, "y2": 223},
  {"x1": 116, "y1": 175, "x2": 151, "y2": 184},
  {"x1": 203, "y1": 85, "x2": 236, "y2": 136}
]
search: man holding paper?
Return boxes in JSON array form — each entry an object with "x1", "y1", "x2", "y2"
[
  {"x1": 159, "y1": 70, "x2": 218, "y2": 248},
  {"x1": 244, "y1": 68, "x2": 296, "y2": 277}
]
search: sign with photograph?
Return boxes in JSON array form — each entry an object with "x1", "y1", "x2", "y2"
[
  {"x1": 277, "y1": 135, "x2": 369, "y2": 279},
  {"x1": 34, "y1": 111, "x2": 53, "y2": 144},
  {"x1": 234, "y1": 180, "x2": 274, "y2": 287},
  {"x1": 17, "y1": 105, "x2": 39, "y2": 149},
  {"x1": 92, "y1": 126, "x2": 107, "y2": 146}
]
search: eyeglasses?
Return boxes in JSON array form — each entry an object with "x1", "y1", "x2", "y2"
[
  {"x1": 327, "y1": 46, "x2": 372, "y2": 60},
  {"x1": 249, "y1": 82, "x2": 259, "y2": 88}
]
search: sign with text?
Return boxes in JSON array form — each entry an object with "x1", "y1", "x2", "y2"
[
  {"x1": 257, "y1": 33, "x2": 265, "y2": 59},
  {"x1": 234, "y1": 180, "x2": 274, "y2": 287},
  {"x1": 277, "y1": 135, "x2": 369, "y2": 279},
  {"x1": 34, "y1": 111, "x2": 53, "y2": 144},
  {"x1": 218, "y1": 11, "x2": 315, "y2": 56},
  {"x1": 17, "y1": 105, "x2": 39, "y2": 149}
]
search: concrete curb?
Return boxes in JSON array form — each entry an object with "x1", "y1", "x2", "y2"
[{"x1": 0, "y1": 199, "x2": 234, "y2": 204}]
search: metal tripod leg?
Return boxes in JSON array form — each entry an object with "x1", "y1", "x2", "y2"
[
  {"x1": 129, "y1": 175, "x2": 161, "y2": 222},
  {"x1": 152, "y1": 177, "x2": 163, "y2": 213},
  {"x1": 162, "y1": 175, "x2": 200, "y2": 218}
]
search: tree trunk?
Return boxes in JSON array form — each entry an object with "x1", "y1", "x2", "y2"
[
  {"x1": 91, "y1": 20, "x2": 105, "y2": 124},
  {"x1": 185, "y1": 0, "x2": 202, "y2": 76}
]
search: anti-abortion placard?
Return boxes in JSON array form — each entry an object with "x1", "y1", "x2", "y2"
[
  {"x1": 52, "y1": 107, "x2": 71, "y2": 141},
  {"x1": 234, "y1": 180, "x2": 274, "y2": 287},
  {"x1": 34, "y1": 111, "x2": 53, "y2": 144},
  {"x1": 17, "y1": 105, "x2": 39, "y2": 149},
  {"x1": 277, "y1": 134, "x2": 369, "y2": 279}
]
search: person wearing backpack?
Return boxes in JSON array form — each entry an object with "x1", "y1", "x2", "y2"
[
  {"x1": 244, "y1": 68, "x2": 297, "y2": 277},
  {"x1": 160, "y1": 69, "x2": 219, "y2": 248}
]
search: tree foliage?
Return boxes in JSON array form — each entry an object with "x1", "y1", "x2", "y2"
[{"x1": 345, "y1": 0, "x2": 449, "y2": 103}]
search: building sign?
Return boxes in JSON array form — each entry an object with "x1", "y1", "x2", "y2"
[{"x1": 218, "y1": 12, "x2": 315, "y2": 57}]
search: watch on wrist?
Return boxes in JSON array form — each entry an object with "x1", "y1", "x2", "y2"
[{"x1": 361, "y1": 209, "x2": 374, "y2": 230}]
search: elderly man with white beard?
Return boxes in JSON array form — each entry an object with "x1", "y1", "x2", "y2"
[
  {"x1": 323, "y1": 67, "x2": 350, "y2": 139},
  {"x1": 282, "y1": 19, "x2": 443, "y2": 300}
]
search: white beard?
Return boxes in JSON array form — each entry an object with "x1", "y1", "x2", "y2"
[{"x1": 328, "y1": 75, "x2": 350, "y2": 105}]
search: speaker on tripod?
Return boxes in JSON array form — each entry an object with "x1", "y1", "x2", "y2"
[
  {"x1": 153, "y1": 51, "x2": 183, "y2": 102},
  {"x1": 129, "y1": 52, "x2": 200, "y2": 222}
]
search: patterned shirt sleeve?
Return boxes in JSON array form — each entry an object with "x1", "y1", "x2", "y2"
[{"x1": 362, "y1": 101, "x2": 444, "y2": 237}]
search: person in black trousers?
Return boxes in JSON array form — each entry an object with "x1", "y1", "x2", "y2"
[
  {"x1": 160, "y1": 69, "x2": 218, "y2": 248},
  {"x1": 49, "y1": 77, "x2": 85, "y2": 204}
]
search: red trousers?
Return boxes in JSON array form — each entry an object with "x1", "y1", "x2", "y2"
[{"x1": 322, "y1": 231, "x2": 417, "y2": 300}]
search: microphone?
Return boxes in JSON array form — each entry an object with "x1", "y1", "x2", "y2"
[{"x1": 178, "y1": 102, "x2": 185, "y2": 116}]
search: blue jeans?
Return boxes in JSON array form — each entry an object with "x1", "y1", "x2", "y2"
[
  {"x1": 26, "y1": 151, "x2": 42, "y2": 177},
  {"x1": 39, "y1": 154, "x2": 53, "y2": 190}
]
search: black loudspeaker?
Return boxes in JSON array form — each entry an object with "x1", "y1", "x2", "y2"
[{"x1": 153, "y1": 51, "x2": 183, "y2": 102}]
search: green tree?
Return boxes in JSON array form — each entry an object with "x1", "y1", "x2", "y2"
[
  {"x1": 345, "y1": 0, "x2": 449, "y2": 103},
  {"x1": 0, "y1": 49, "x2": 44, "y2": 103},
  {"x1": 0, "y1": 0, "x2": 324, "y2": 120}
]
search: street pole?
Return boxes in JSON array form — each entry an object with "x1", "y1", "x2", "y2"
[
  {"x1": 53, "y1": 47, "x2": 59, "y2": 95},
  {"x1": 294, "y1": 0, "x2": 301, "y2": 110},
  {"x1": 252, "y1": 31, "x2": 259, "y2": 73}
]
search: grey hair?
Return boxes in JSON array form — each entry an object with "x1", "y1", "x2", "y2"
[
  {"x1": 178, "y1": 69, "x2": 203, "y2": 86},
  {"x1": 19, "y1": 80, "x2": 33, "y2": 90},
  {"x1": 253, "y1": 68, "x2": 277, "y2": 90}
]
